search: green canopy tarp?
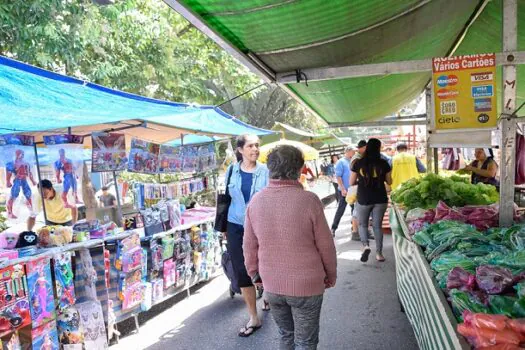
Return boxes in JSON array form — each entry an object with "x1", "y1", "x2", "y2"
[{"x1": 171, "y1": 0, "x2": 525, "y2": 124}]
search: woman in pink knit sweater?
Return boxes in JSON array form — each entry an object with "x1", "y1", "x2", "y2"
[{"x1": 243, "y1": 145, "x2": 337, "y2": 350}]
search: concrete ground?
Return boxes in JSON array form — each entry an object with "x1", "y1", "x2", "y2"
[{"x1": 112, "y1": 202, "x2": 419, "y2": 350}]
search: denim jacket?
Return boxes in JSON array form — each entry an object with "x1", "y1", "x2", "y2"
[{"x1": 227, "y1": 161, "x2": 269, "y2": 226}]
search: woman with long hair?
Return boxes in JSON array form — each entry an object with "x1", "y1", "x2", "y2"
[
  {"x1": 350, "y1": 138, "x2": 392, "y2": 262},
  {"x1": 222, "y1": 134, "x2": 269, "y2": 337}
]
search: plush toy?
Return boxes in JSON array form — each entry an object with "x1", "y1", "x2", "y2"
[
  {"x1": 15, "y1": 231, "x2": 37, "y2": 248},
  {"x1": 37, "y1": 226, "x2": 72, "y2": 247},
  {"x1": 0, "y1": 230, "x2": 19, "y2": 249}
]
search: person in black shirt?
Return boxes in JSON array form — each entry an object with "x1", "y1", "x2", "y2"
[{"x1": 350, "y1": 138, "x2": 392, "y2": 263}]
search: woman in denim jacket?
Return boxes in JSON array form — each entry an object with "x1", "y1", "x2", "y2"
[{"x1": 226, "y1": 134, "x2": 269, "y2": 337}]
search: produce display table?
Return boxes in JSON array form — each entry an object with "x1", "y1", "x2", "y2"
[{"x1": 390, "y1": 205, "x2": 470, "y2": 350}]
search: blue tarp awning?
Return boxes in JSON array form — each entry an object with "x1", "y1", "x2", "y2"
[{"x1": 0, "y1": 56, "x2": 272, "y2": 144}]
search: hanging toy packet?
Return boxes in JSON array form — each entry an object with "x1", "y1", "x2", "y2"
[
  {"x1": 26, "y1": 257, "x2": 56, "y2": 328},
  {"x1": 0, "y1": 135, "x2": 37, "y2": 225},
  {"x1": 43, "y1": 135, "x2": 85, "y2": 209},
  {"x1": 53, "y1": 252, "x2": 76, "y2": 310},
  {"x1": 91, "y1": 132, "x2": 127, "y2": 172}
]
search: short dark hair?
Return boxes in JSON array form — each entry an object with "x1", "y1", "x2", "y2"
[
  {"x1": 39, "y1": 179, "x2": 53, "y2": 190},
  {"x1": 397, "y1": 143, "x2": 408, "y2": 151},
  {"x1": 101, "y1": 186, "x2": 109, "y2": 191},
  {"x1": 235, "y1": 134, "x2": 258, "y2": 162},
  {"x1": 267, "y1": 145, "x2": 304, "y2": 180}
]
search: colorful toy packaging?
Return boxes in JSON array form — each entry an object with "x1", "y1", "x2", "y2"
[
  {"x1": 163, "y1": 259, "x2": 176, "y2": 289},
  {"x1": 0, "y1": 264, "x2": 30, "y2": 337},
  {"x1": 75, "y1": 301, "x2": 108, "y2": 350},
  {"x1": 122, "y1": 283, "x2": 145, "y2": 311},
  {"x1": 151, "y1": 279, "x2": 163, "y2": 303},
  {"x1": 53, "y1": 253, "x2": 75, "y2": 310},
  {"x1": 118, "y1": 270, "x2": 142, "y2": 301},
  {"x1": 26, "y1": 258, "x2": 55, "y2": 328},
  {"x1": 31, "y1": 319, "x2": 59, "y2": 350},
  {"x1": 56, "y1": 305, "x2": 84, "y2": 347},
  {"x1": 141, "y1": 282, "x2": 152, "y2": 312},
  {"x1": 115, "y1": 233, "x2": 142, "y2": 273},
  {"x1": 0, "y1": 251, "x2": 18, "y2": 266},
  {"x1": 161, "y1": 236, "x2": 175, "y2": 260},
  {"x1": 1, "y1": 331, "x2": 21, "y2": 350}
]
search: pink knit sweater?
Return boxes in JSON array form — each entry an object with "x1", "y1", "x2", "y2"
[{"x1": 243, "y1": 179, "x2": 337, "y2": 297}]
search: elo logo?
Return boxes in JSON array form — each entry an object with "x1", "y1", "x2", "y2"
[{"x1": 437, "y1": 75, "x2": 458, "y2": 87}]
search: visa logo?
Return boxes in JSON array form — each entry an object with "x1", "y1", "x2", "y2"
[{"x1": 471, "y1": 72, "x2": 493, "y2": 82}]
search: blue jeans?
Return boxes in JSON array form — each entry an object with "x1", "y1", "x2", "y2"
[
  {"x1": 266, "y1": 292, "x2": 324, "y2": 350},
  {"x1": 355, "y1": 202, "x2": 388, "y2": 253}
]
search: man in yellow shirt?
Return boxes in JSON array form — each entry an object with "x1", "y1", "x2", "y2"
[
  {"x1": 27, "y1": 179, "x2": 78, "y2": 231},
  {"x1": 391, "y1": 143, "x2": 426, "y2": 190}
]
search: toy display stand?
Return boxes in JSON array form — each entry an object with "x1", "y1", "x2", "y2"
[
  {"x1": 0, "y1": 207, "x2": 219, "y2": 348},
  {"x1": 390, "y1": 204, "x2": 470, "y2": 350}
]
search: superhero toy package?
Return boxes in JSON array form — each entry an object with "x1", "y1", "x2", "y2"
[
  {"x1": 53, "y1": 253, "x2": 75, "y2": 310},
  {"x1": 26, "y1": 257, "x2": 56, "y2": 328},
  {"x1": 43, "y1": 135, "x2": 85, "y2": 209},
  {"x1": 0, "y1": 135, "x2": 37, "y2": 225},
  {"x1": 30, "y1": 320, "x2": 59, "y2": 350},
  {"x1": 56, "y1": 306, "x2": 84, "y2": 348},
  {"x1": 128, "y1": 138, "x2": 160, "y2": 175},
  {"x1": 158, "y1": 145, "x2": 183, "y2": 174},
  {"x1": 91, "y1": 132, "x2": 127, "y2": 172},
  {"x1": 0, "y1": 264, "x2": 30, "y2": 337}
]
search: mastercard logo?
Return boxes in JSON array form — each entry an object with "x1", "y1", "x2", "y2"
[
  {"x1": 437, "y1": 89, "x2": 459, "y2": 99},
  {"x1": 437, "y1": 74, "x2": 459, "y2": 87}
]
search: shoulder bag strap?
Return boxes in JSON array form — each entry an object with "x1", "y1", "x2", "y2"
[{"x1": 225, "y1": 165, "x2": 234, "y2": 197}]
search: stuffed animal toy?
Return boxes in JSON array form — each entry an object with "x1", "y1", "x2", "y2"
[
  {"x1": 0, "y1": 230, "x2": 20, "y2": 249},
  {"x1": 37, "y1": 226, "x2": 73, "y2": 247},
  {"x1": 16, "y1": 231, "x2": 37, "y2": 248}
]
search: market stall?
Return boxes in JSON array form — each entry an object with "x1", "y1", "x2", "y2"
[{"x1": 0, "y1": 56, "x2": 273, "y2": 349}]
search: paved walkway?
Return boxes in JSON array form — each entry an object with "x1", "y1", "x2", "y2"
[{"x1": 112, "y1": 203, "x2": 418, "y2": 350}]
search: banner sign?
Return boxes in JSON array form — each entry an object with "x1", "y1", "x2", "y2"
[
  {"x1": 432, "y1": 53, "x2": 497, "y2": 130},
  {"x1": 91, "y1": 132, "x2": 127, "y2": 172}
]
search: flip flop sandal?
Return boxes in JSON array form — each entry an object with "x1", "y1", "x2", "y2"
[
  {"x1": 238, "y1": 324, "x2": 262, "y2": 337},
  {"x1": 262, "y1": 300, "x2": 270, "y2": 311},
  {"x1": 376, "y1": 254, "x2": 386, "y2": 262},
  {"x1": 361, "y1": 247, "x2": 371, "y2": 262}
]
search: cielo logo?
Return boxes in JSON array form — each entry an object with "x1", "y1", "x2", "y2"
[
  {"x1": 437, "y1": 74, "x2": 459, "y2": 87},
  {"x1": 437, "y1": 89, "x2": 459, "y2": 99}
]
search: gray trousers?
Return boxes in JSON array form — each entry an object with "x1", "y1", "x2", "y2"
[
  {"x1": 355, "y1": 202, "x2": 388, "y2": 253},
  {"x1": 266, "y1": 292, "x2": 324, "y2": 350}
]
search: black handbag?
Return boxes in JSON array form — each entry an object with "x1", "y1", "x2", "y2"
[{"x1": 214, "y1": 166, "x2": 233, "y2": 232}]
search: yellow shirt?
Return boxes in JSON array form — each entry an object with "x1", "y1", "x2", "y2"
[
  {"x1": 391, "y1": 153, "x2": 420, "y2": 190},
  {"x1": 39, "y1": 192, "x2": 72, "y2": 224}
]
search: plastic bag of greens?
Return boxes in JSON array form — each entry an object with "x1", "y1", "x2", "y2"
[
  {"x1": 449, "y1": 289, "x2": 490, "y2": 321},
  {"x1": 489, "y1": 295, "x2": 517, "y2": 317},
  {"x1": 514, "y1": 281, "x2": 525, "y2": 298},
  {"x1": 486, "y1": 251, "x2": 525, "y2": 274},
  {"x1": 431, "y1": 252, "x2": 476, "y2": 275},
  {"x1": 476, "y1": 265, "x2": 514, "y2": 294},
  {"x1": 435, "y1": 272, "x2": 448, "y2": 289},
  {"x1": 406, "y1": 208, "x2": 434, "y2": 222},
  {"x1": 447, "y1": 267, "x2": 477, "y2": 291},
  {"x1": 426, "y1": 238, "x2": 460, "y2": 261},
  {"x1": 412, "y1": 228, "x2": 434, "y2": 248},
  {"x1": 512, "y1": 297, "x2": 525, "y2": 318}
]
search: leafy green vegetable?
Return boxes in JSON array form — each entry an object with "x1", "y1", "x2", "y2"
[{"x1": 391, "y1": 173, "x2": 499, "y2": 210}]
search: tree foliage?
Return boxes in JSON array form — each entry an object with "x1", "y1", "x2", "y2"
[{"x1": 0, "y1": 0, "x2": 322, "y2": 131}]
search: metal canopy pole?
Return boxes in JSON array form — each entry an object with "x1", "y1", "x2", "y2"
[
  {"x1": 112, "y1": 171, "x2": 123, "y2": 226},
  {"x1": 500, "y1": 0, "x2": 518, "y2": 226},
  {"x1": 425, "y1": 87, "x2": 433, "y2": 173},
  {"x1": 33, "y1": 144, "x2": 48, "y2": 223}
]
